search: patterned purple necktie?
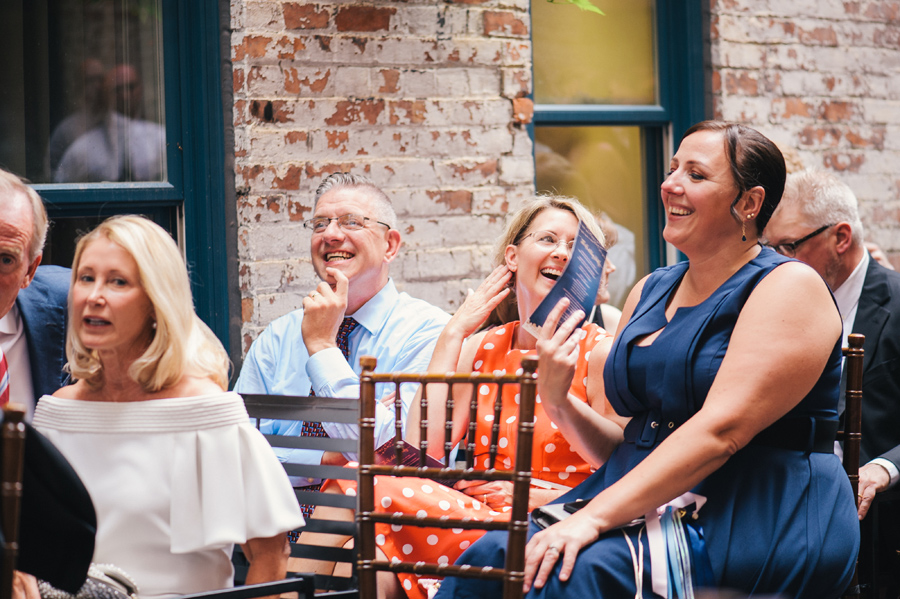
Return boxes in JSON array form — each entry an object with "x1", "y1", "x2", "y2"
[{"x1": 297, "y1": 317, "x2": 360, "y2": 518}]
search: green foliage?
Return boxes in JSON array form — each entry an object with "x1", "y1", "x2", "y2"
[{"x1": 546, "y1": 0, "x2": 605, "y2": 15}]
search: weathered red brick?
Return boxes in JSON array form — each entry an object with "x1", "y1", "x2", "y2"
[
  {"x1": 779, "y1": 98, "x2": 811, "y2": 118},
  {"x1": 484, "y1": 11, "x2": 528, "y2": 37},
  {"x1": 819, "y1": 101, "x2": 855, "y2": 122},
  {"x1": 512, "y1": 97, "x2": 533, "y2": 124},
  {"x1": 284, "y1": 68, "x2": 330, "y2": 94},
  {"x1": 274, "y1": 165, "x2": 303, "y2": 190},
  {"x1": 250, "y1": 100, "x2": 293, "y2": 124},
  {"x1": 388, "y1": 100, "x2": 426, "y2": 125},
  {"x1": 242, "y1": 297, "x2": 254, "y2": 322},
  {"x1": 846, "y1": 128, "x2": 885, "y2": 150},
  {"x1": 427, "y1": 190, "x2": 473, "y2": 212},
  {"x1": 798, "y1": 125, "x2": 842, "y2": 147},
  {"x1": 379, "y1": 69, "x2": 400, "y2": 93},
  {"x1": 283, "y1": 3, "x2": 329, "y2": 29},
  {"x1": 326, "y1": 131, "x2": 350, "y2": 152},
  {"x1": 799, "y1": 26, "x2": 837, "y2": 45},
  {"x1": 724, "y1": 71, "x2": 759, "y2": 95},
  {"x1": 325, "y1": 100, "x2": 385, "y2": 126},
  {"x1": 284, "y1": 131, "x2": 308, "y2": 145},
  {"x1": 276, "y1": 36, "x2": 307, "y2": 60},
  {"x1": 286, "y1": 198, "x2": 312, "y2": 222},
  {"x1": 822, "y1": 152, "x2": 865, "y2": 172},
  {"x1": 233, "y1": 68, "x2": 245, "y2": 94},
  {"x1": 304, "y1": 163, "x2": 360, "y2": 181},
  {"x1": 234, "y1": 35, "x2": 271, "y2": 61},
  {"x1": 451, "y1": 160, "x2": 498, "y2": 178},
  {"x1": 335, "y1": 6, "x2": 395, "y2": 32},
  {"x1": 234, "y1": 100, "x2": 247, "y2": 127}
]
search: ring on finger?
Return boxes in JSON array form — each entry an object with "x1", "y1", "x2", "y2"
[{"x1": 546, "y1": 544, "x2": 560, "y2": 554}]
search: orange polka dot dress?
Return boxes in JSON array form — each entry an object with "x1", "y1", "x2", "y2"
[{"x1": 328, "y1": 321, "x2": 608, "y2": 599}]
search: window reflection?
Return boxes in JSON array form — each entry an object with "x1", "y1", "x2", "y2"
[
  {"x1": 0, "y1": 0, "x2": 166, "y2": 184},
  {"x1": 532, "y1": 0, "x2": 657, "y2": 105},
  {"x1": 535, "y1": 127, "x2": 646, "y2": 308}
]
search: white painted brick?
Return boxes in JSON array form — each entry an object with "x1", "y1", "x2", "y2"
[{"x1": 498, "y1": 156, "x2": 535, "y2": 185}]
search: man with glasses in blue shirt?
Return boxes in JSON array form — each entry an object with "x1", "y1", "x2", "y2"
[
  {"x1": 236, "y1": 173, "x2": 450, "y2": 480},
  {"x1": 764, "y1": 169, "x2": 900, "y2": 521}
]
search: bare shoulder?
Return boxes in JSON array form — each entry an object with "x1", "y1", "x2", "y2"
[
  {"x1": 157, "y1": 374, "x2": 226, "y2": 399},
  {"x1": 51, "y1": 382, "x2": 85, "y2": 399},
  {"x1": 749, "y1": 261, "x2": 836, "y2": 315},
  {"x1": 739, "y1": 260, "x2": 841, "y2": 344}
]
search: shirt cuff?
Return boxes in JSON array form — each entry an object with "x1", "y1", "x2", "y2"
[
  {"x1": 307, "y1": 347, "x2": 357, "y2": 396},
  {"x1": 869, "y1": 457, "x2": 900, "y2": 489}
]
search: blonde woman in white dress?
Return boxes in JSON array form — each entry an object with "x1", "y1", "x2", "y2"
[{"x1": 33, "y1": 215, "x2": 303, "y2": 598}]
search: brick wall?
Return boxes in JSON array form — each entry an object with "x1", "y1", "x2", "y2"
[
  {"x1": 710, "y1": 0, "x2": 900, "y2": 268},
  {"x1": 231, "y1": 0, "x2": 535, "y2": 351}
]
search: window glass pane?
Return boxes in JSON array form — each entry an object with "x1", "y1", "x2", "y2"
[
  {"x1": 535, "y1": 126, "x2": 647, "y2": 308},
  {"x1": 0, "y1": 0, "x2": 166, "y2": 184},
  {"x1": 532, "y1": 0, "x2": 656, "y2": 105}
]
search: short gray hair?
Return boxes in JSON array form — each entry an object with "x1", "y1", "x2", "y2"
[
  {"x1": 779, "y1": 169, "x2": 864, "y2": 246},
  {"x1": 314, "y1": 172, "x2": 397, "y2": 230},
  {"x1": 0, "y1": 168, "x2": 48, "y2": 261}
]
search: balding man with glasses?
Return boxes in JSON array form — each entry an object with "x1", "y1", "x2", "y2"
[
  {"x1": 235, "y1": 173, "x2": 450, "y2": 477},
  {"x1": 764, "y1": 169, "x2": 900, "y2": 520}
]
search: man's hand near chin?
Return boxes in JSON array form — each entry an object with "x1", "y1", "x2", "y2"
[{"x1": 301, "y1": 268, "x2": 349, "y2": 356}]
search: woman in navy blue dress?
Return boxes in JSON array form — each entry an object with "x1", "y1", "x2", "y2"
[{"x1": 435, "y1": 121, "x2": 859, "y2": 598}]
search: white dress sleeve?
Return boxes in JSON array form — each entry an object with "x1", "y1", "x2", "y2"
[{"x1": 170, "y1": 420, "x2": 305, "y2": 553}]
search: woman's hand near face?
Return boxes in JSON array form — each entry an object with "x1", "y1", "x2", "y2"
[{"x1": 443, "y1": 265, "x2": 512, "y2": 342}]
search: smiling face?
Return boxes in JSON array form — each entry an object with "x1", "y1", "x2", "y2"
[
  {"x1": 310, "y1": 187, "x2": 400, "y2": 311},
  {"x1": 505, "y1": 207, "x2": 579, "y2": 319},
  {"x1": 72, "y1": 237, "x2": 155, "y2": 360},
  {"x1": 661, "y1": 130, "x2": 743, "y2": 254}
]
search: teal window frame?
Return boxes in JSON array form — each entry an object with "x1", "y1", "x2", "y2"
[
  {"x1": 532, "y1": 1, "x2": 707, "y2": 270},
  {"x1": 31, "y1": 0, "x2": 235, "y2": 355}
]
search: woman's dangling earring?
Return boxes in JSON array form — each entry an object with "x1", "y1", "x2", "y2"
[{"x1": 742, "y1": 213, "x2": 755, "y2": 242}]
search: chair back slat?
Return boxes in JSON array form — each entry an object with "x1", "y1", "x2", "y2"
[
  {"x1": 838, "y1": 333, "x2": 865, "y2": 599},
  {"x1": 1, "y1": 404, "x2": 26, "y2": 599},
  {"x1": 466, "y1": 383, "x2": 478, "y2": 469},
  {"x1": 444, "y1": 386, "x2": 455, "y2": 464},
  {"x1": 240, "y1": 392, "x2": 361, "y2": 592},
  {"x1": 357, "y1": 355, "x2": 537, "y2": 599}
]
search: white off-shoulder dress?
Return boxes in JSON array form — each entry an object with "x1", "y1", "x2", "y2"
[{"x1": 33, "y1": 392, "x2": 304, "y2": 599}]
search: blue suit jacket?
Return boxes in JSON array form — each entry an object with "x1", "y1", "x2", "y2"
[{"x1": 16, "y1": 265, "x2": 70, "y2": 400}]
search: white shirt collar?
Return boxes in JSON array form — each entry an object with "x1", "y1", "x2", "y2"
[
  {"x1": 833, "y1": 250, "x2": 868, "y2": 322},
  {"x1": 348, "y1": 278, "x2": 398, "y2": 336},
  {"x1": 0, "y1": 304, "x2": 21, "y2": 336}
]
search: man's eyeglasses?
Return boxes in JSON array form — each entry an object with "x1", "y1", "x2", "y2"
[
  {"x1": 766, "y1": 224, "x2": 834, "y2": 257},
  {"x1": 523, "y1": 230, "x2": 576, "y2": 253},
  {"x1": 303, "y1": 214, "x2": 391, "y2": 234}
]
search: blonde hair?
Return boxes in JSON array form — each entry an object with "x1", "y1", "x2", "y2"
[
  {"x1": 488, "y1": 194, "x2": 605, "y2": 325},
  {"x1": 0, "y1": 168, "x2": 48, "y2": 261},
  {"x1": 67, "y1": 215, "x2": 229, "y2": 392}
]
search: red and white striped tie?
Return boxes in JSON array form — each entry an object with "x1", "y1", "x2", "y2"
[{"x1": 0, "y1": 346, "x2": 10, "y2": 406}]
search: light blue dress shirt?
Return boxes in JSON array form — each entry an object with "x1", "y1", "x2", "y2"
[{"x1": 235, "y1": 279, "x2": 450, "y2": 469}]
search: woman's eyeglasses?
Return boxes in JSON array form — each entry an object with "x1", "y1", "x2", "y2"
[{"x1": 523, "y1": 230, "x2": 576, "y2": 252}]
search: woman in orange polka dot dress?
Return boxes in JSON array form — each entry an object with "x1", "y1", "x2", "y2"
[{"x1": 325, "y1": 196, "x2": 627, "y2": 599}]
